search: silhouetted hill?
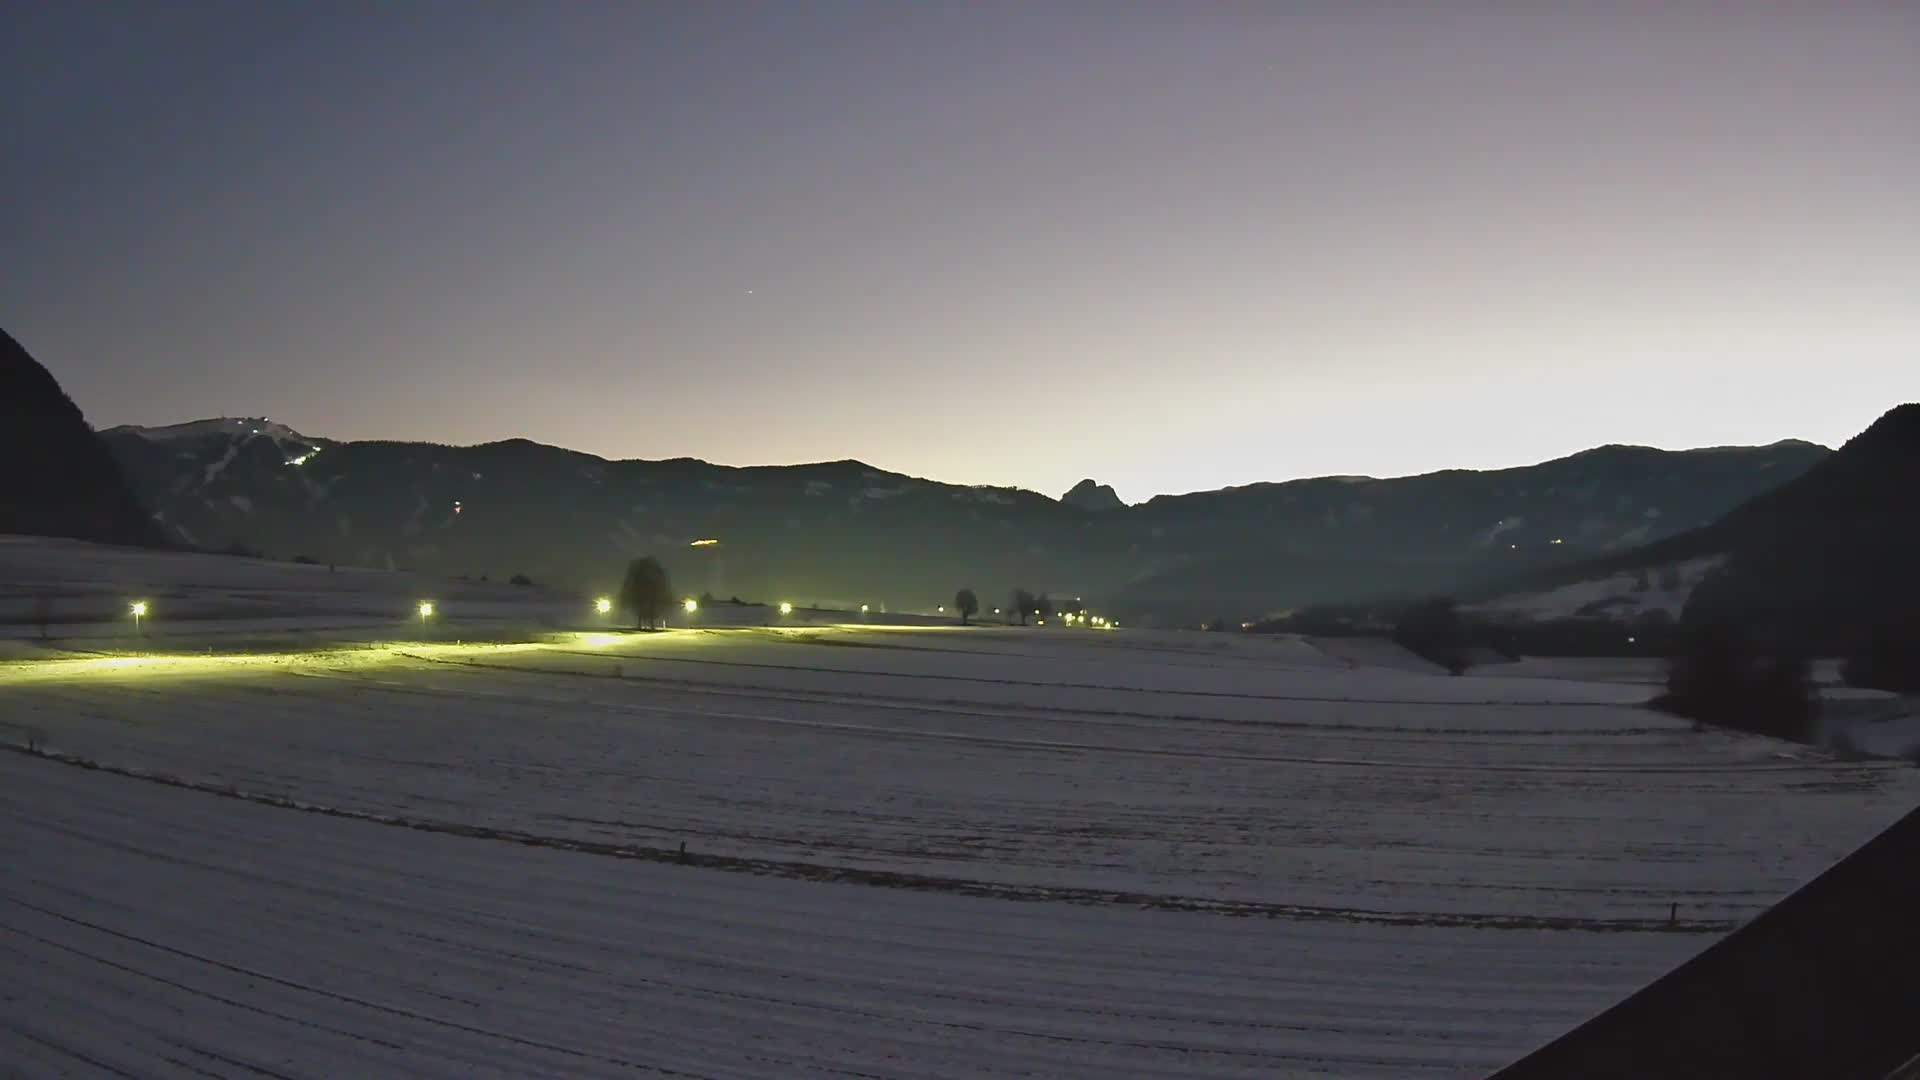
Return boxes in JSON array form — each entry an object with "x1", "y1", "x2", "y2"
[
  {"x1": 0, "y1": 330, "x2": 163, "y2": 548},
  {"x1": 1678, "y1": 404, "x2": 1919, "y2": 651},
  {"x1": 1477, "y1": 406, "x2": 1917, "y2": 652},
  {"x1": 1117, "y1": 441, "x2": 1828, "y2": 619},
  {"x1": 102, "y1": 418, "x2": 1825, "y2": 622}
]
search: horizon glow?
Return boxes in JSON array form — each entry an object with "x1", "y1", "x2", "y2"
[{"x1": 4, "y1": 5, "x2": 1915, "y2": 503}]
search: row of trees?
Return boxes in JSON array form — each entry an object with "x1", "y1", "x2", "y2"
[
  {"x1": 615, "y1": 562, "x2": 997, "y2": 630},
  {"x1": 953, "y1": 587, "x2": 1088, "y2": 627},
  {"x1": 1006, "y1": 589, "x2": 1073, "y2": 626}
]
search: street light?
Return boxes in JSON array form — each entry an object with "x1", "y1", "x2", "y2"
[
  {"x1": 595, "y1": 597, "x2": 613, "y2": 615},
  {"x1": 418, "y1": 600, "x2": 434, "y2": 627},
  {"x1": 130, "y1": 600, "x2": 148, "y2": 634},
  {"x1": 779, "y1": 602, "x2": 793, "y2": 615},
  {"x1": 683, "y1": 598, "x2": 699, "y2": 613}
]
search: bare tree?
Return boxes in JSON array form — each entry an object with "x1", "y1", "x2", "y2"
[
  {"x1": 954, "y1": 588, "x2": 979, "y2": 625},
  {"x1": 1009, "y1": 588, "x2": 1035, "y2": 626},
  {"x1": 620, "y1": 556, "x2": 673, "y2": 630}
]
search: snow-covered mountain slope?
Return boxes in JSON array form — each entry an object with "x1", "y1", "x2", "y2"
[{"x1": 106, "y1": 416, "x2": 317, "y2": 447}]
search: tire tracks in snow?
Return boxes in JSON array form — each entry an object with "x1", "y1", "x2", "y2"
[
  {"x1": 0, "y1": 744, "x2": 1737, "y2": 934},
  {"x1": 348, "y1": 659, "x2": 1831, "y2": 776}
]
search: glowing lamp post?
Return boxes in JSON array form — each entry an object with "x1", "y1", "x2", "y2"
[
  {"x1": 417, "y1": 600, "x2": 434, "y2": 628},
  {"x1": 779, "y1": 602, "x2": 793, "y2": 616},
  {"x1": 130, "y1": 600, "x2": 148, "y2": 635},
  {"x1": 595, "y1": 596, "x2": 613, "y2": 617}
]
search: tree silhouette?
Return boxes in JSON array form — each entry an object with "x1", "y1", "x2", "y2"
[
  {"x1": 1036, "y1": 593, "x2": 1053, "y2": 622},
  {"x1": 954, "y1": 587, "x2": 979, "y2": 625},
  {"x1": 1393, "y1": 596, "x2": 1471, "y2": 675},
  {"x1": 619, "y1": 556, "x2": 673, "y2": 630},
  {"x1": 1842, "y1": 622, "x2": 1920, "y2": 693},
  {"x1": 1659, "y1": 622, "x2": 1815, "y2": 740},
  {"x1": 1009, "y1": 588, "x2": 1035, "y2": 626}
]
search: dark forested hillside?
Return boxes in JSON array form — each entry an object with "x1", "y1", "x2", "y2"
[{"x1": 0, "y1": 330, "x2": 163, "y2": 548}]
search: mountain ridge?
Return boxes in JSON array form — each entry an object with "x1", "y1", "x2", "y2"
[
  {"x1": 111, "y1": 414, "x2": 1834, "y2": 507},
  {"x1": 100, "y1": 415, "x2": 1831, "y2": 622}
]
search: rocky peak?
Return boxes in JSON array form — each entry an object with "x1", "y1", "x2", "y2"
[{"x1": 1062, "y1": 478, "x2": 1124, "y2": 512}]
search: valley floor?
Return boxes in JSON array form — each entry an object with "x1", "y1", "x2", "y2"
[{"x1": 3, "y1": 538, "x2": 1916, "y2": 1077}]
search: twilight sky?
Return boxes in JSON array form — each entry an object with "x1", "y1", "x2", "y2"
[{"x1": 4, "y1": 3, "x2": 1915, "y2": 502}]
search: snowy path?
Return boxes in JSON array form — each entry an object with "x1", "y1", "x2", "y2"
[{"x1": 0, "y1": 751, "x2": 1703, "y2": 1079}]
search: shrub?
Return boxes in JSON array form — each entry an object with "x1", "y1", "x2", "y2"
[{"x1": 509, "y1": 573, "x2": 533, "y2": 586}]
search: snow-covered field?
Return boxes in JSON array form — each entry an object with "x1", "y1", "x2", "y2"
[{"x1": 4, "y1": 537, "x2": 1917, "y2": 1077}]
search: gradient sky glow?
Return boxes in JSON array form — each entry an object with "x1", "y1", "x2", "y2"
[{"x1": 5, "y1": 3, "x2": 1916, "y2": 502}]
